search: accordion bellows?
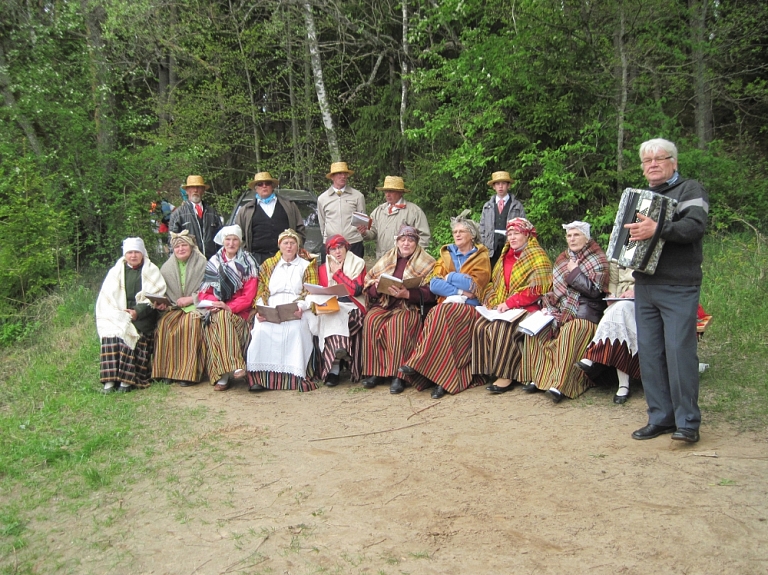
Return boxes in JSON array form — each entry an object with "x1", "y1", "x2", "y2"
[{"x1": 606, "y1": 188, "x2": 678, "y2": 275}]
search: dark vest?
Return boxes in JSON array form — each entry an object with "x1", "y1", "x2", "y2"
[
  {"x1": 493, "y1": 198, "x2": 513, "y2": 251},
  {"x1": 251, "y1": 201, "x2": 290, "y2": 255}
]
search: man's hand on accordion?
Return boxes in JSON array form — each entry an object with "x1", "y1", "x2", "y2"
[{"x1": 624, "y1": 213, "x2": 658, "y2": 242}]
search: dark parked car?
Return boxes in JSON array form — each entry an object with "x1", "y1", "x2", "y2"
[{"x1": 228, "y1": 188, "x2": 323, "y2": 256}]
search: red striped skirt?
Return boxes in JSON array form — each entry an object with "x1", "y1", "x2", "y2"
[
  {"x1": 151, "y1": 309, "x2": 204, "y2": 382},
  {"x1": 518, "y1": 319, "x2": 596, "y2": 398},
  {"x1": 248, "y1": 370, "x2": 319, "y2": 392},
  {"x1": 361, "y1": 304, "x2": 423, "y2": 378},
  {"x1": 403, "y1": 303, "x2": 484, "y2": 394},
  {"x1": 471, "y1": 313, "x2": 527, "y2": 380},
  {"x1": 100, "y1": 335, "x2": 154, "y2": 388},
  {"x1": 585, "y1": 340, "x2": 641, "y2": 380},
  {"x1": 202, "y1": 311, "x2": 249, "y2": 383}
]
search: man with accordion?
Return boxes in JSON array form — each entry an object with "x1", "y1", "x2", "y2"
[{"x1": 623, "y1": 138, "x2": 709, "y2": 444}]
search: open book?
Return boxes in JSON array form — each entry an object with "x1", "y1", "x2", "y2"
[
  {"x1": 256, "y1": 302, "x2": 300, "y2": 323},
  {"x1": 377, "y1": 274, "x2": 422, "y2": 294},
  {"x1": 145, "y1": 293, "x2": 172, "y2": 307},
  {"x1": 304, "y1": 282, "x2": 349, "y2": 296},
  {"x1": 351, "y1": 211, "x2": 372, "y2": 229},
  {"x1": 475, "y1": 306, "x2": 526, "y2": 323},
  {"x1": 517, "y1": 310, "x2": 555, "y2": 336}
]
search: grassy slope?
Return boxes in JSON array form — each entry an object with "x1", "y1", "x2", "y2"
[{"x1": 0, "y1": 234, "x2": 765, "y2": 572}]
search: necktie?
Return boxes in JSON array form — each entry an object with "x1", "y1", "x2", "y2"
[
  {"x1": 335, "y1": 189, "x2": 343, "y2": 196},
  {"x1": 498, "y1": 199, "x2": 505, "y2": 214},
  {"x1": 388, "y1": 203, "x2": 406, "y2": 214},
  {"x1": 195, "y1": 204, "x2": 203, "y2": 218}
]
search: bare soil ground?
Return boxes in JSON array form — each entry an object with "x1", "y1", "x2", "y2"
[{"x1": 36, "y1": 378, "x2": 768, "y2": 575}]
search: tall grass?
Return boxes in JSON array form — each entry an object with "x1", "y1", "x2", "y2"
[
  {"x1": 0, "y1": 279, "x2": 208, "y2": 573},
  {"x1": 698, "y1": 232, "x2": 768, "y2": 427}
]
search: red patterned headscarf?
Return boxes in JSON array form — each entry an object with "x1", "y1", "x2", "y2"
[
  {"x1": 506, "y1": 217, "x2": 537, "y2": 238},
  {"x1": 326, "y1": 234, "x2": 350, "y2": 251}
]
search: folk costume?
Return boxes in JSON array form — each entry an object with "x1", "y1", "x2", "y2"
[
  {"x1": 317, "y1": 162, "x2": 366, "y2": 258},
  {"x1": 361, "y1": 228, "x2": 436, "y2": 384},
  {"x1": 479, "y1": 171, "x2": 525, "y2": 268},
  {"x1": 401, "y1": 213, "x2": 492, "y2": 396},
  {"x1": 246, "y1": 230, "x2": 319, "y2": 391},
  {"x1": 96, "y1": 238, "x2": 165, "y2": 391},
  {"x1": 307, "y1": 235, "x2": 367, "y2": 383},
  {"x1": 167, "y1": 176, "x2": 223, "y2": 259},
  {"x1": 151, "y1": 231, "x2": 208, "y2": 383},
  {"x1": 519, "y1": 223, "x2": 609, "y2": 399},
  {"x1": 198, "y1": 226, "x2": 259, "y2": 388},
  {"x1": 472, "y1": 219, "x2": 553, "y2": 384}
]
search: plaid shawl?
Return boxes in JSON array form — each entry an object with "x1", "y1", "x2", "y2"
[
  {"x1": 482, "y1": 237, "x2": 553, "y2": 308},
  {"x1": 200, "y1": 247, "x2": 258, "y2": 303},
  {"x1": 365, "y1": 244, "x2": 435, "y2": 308},
  {"x1": 544, "y1": 239, "x2": 608, "y2": 324},
  {"x1": 256, "y1": 250, "x2": 318, "y2": 304}
]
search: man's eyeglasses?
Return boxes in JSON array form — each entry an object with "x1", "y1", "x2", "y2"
[
  {"x1": 641, "y1": 156, "x2": 674, "y2": 165},
  {"x1": 255, "y1": 182, "x2": 271, "y2": 187}
]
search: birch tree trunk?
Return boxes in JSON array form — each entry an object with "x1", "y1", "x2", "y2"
[
  {"x1": 400, "y1": 0, "x2": 409, "y2": 137},
  {"x1": 303, "y1": 2, "x2": 340, "y2": 162},
  {"x1": 690, "y1": 0, "x2": 713, "y2": 149}
]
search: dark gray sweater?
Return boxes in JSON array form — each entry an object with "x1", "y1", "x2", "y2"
[{"x1": 634, "y1": 178, "x2": 708, "y2": 286}]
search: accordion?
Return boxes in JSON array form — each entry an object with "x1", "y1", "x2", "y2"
[{"x1": 606, "y1": 188, "x2": 677, "y2": 275}]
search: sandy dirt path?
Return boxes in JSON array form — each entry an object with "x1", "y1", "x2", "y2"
[{"x1": 49, "y1": 379, "x2": 768, "y2": 575}]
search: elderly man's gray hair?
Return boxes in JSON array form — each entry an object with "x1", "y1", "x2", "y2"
[{"x1": 639, "y1": 138, "x2": 678, "y2": 161}]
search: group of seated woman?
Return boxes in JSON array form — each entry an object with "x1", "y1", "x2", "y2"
[{"x1": 96, "y1": 214, "x2": 639, "y2": 405}]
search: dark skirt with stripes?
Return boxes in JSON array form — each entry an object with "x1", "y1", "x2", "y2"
[
  {"x1": 518, "y1": 318, "x2": 596, "y2": 398},
  {"x1": 584, "y1": 301, "x2": 641, "y2": 380},
  {"x1": 100, "y1": 334, "x2": 154, "y2": 388},
  {"x1": 151, "y1": 309, "x2": 204, "y2": 382},
  {"x1": 402, "y1": 303, "x2": 484, "y2": 395},
  {"x1": 585, "y1": 340, "x2": 641, "y2": 380},
  {"x1": 248, "y1": 370, "x2": 319, "y2": 392},
  {"x1": 202, "y1": 311, "x2": 249, "y2": 383},
  {"x1": 471, "y1": 314, "x2": 528, "y2": 380},
  {"x1": 316, "y1": 308, "x2": 364, "y2": 382},
  {"x1": 361, "y1": 304, "x2": 423, "y2": 378}
]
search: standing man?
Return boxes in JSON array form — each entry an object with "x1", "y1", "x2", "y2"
[
  {"x1": 357, "y1": 176, "x2": 431, "y2": 259},
  {"x1": 626, "y1": 138, "x2": 708, "y2": 444},
  {"x1": 317, "y1": 162, "x2": 366, "y2": 258},
  {"x1": 480, "y1": 171, "x2": 525, "y2": 269},
  {"x1": 168, "y1": 175, "x2": 222, "y2": 259},
  {"x1": 236, "y1": 172, "x2": 306, "y2": 265}
]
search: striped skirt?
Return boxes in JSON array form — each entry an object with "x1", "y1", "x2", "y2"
[
  {"x1": 248, "y1": 369, "x2": 318, "y2": 392},
  {"x1": 99, "y1": 334, "x2": 154, "y2": 388},
  {"x1": 202, "y1": 311, "x2": 249, "y2": 383},
  {"x1": 151, "y1": 309, "x2": 204, "y2": 382},
  {"x1": 584, "y1": 301, "x2": 641, "y2": 380},
  {"x1": 403, "y1": 303, "x2": 484, "y2": 395},
  {"x1": 471, "y1": 313, "x2": 527, "y2": 380},
  {"x1": 316, "y1": 308, "x2": 364, "y2": 382},
  {"x1": 518, "y1": 319, "x2": 596, "y2": 398},
  {"x1": 361, "y1": 304, "x2": 423, "y2": 378}
]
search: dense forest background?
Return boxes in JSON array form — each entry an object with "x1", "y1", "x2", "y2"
[{"x1": 1, "y1": 0, "x2": 767, "y2": 318}]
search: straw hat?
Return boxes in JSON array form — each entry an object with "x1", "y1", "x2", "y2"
[
  {"x1": 248, "y1": 172, "x2": 279, "y2": 189},
  {"x1": 326, "y1": 162, "x2": 354, "y2": 179},
  {"x1": 181, "y1": 175, "x2": 210, "y2": 190},
  {"x1": 486, "y1": 171, "x2": 514, "y2": 186},
  {"x1": 375, "y1": 175, "x2": 410, "y2": 194}
]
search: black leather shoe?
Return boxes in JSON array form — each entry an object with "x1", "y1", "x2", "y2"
[
  {"x1": 575, "y1": 360, "x2": 604, "y2": 381},
  {"x1": 390, "y1": 377, "x2": 406, "y2": 394},
  {"x1": 488, "y1": 383, "x2": 514, "y2": 394},
  {"x1": 671, "y1": 428, "x2": 700, "y2": 443},
  {"x1": 547, "y1": 389, "x2": 564, "y2": 404},
  {"x1": 399, "y1": 365, "x2": 416, "y2": 375},
  {"x1": 324, "y1": 372, "x2": 340, "y2": 387},
  {"x1": 116, "y1": 385, "x2": 133, "y2": 393},
  {"x1": 362, "y1": 376, "x2": 383, "y2": 389},
  {"x1": 179, "y1": 381, "x2": 199, "y2": 387},
  {"x1": 613, "y1": 388, "x2": 630, "y2": 404},
  {"x1": 431, "y1": 386, "x2": 447, "y2": 399},
  {"x1": 522, "y1": 382, "x2": 540, "y2": 393},
  {"x1": 631, "y1": 424, "x2": 676, "y2": 440},
  {"x1": 248, "y1": 382, "x2": 267, "y2": 392},
  {"x1": 101, "y1": 384, "x2": 116, "y2": 395}
]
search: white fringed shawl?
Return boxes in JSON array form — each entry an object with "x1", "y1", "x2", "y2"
[{"x1": 95, "y1": 257, "x2": 166, "y2": 349}]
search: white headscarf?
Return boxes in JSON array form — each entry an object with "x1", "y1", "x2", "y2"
[
  {"x1": 214, "y1": 224, "x2": 244, "y2": 245},
  {"x1": 562, "y1": 220, "x2": 591, "y2": 240},
  {"x1": 122, "y1": 237, "x2": 148, "y2": 258}
]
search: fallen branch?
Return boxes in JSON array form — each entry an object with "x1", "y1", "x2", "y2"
[
  {"x1": 363, "y1": 537, "x2": 387, "y2": 549},
  {"x1": 190, "y1": 558, "x2": 211, "y2": 575},
  {"x1": 309, "y1": 421, "x2": 427, "y2": 442},
  {"x1": 407, "y1": 402, "x2": 440, "y2": 420}
]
